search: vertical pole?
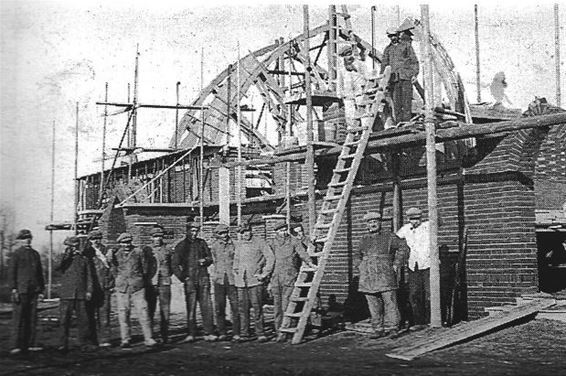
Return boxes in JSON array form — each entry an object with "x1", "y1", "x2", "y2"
[
  {"x1": 200, "y1": 47, "x2": 205, "y2": 229},
  {"x1": 371, "y1": 6, "x2": 376, "y2": 70},
  {"x1": 132, "y1": 44, "x2": 139, "y2": 151},
  {"x1": 555, "y1": 3, "x2": 561, "y2": 107},
  {"x1": 227, "y1": 64, "x2": 232, "y2": 148},
  {"x1": 100, "y1": 82, "x2": 108, "y2": 202},
  {"x1": 474, "y1": 4, "x2": 481, "y2": 103},
  {"x1": 175, "y1": 81, "x2": 180, "y2": 149},
  {"x1": 395, "y1": 5, "x2": 401, "y2": 26},
  {"x1": 284, "y1": 37, "x2": 292, "y2": 229},
  {"x1": 48, "y1": 120, "x2": 56, "y2": 299},
  {"x1": 304, "y1": 6, "x2": 316, "y2": 235},
  {"x1": 74, "y1": 102, "x2": 79, "y2": 234},
  {"x1": 327, "y1": 5, "x2": 337, "y2": 92},
  {"x1": 421, "y1": 4, "x2": 441, "y2": 328},
  {"x1": 237, "y1": 42, "x2": 243, "y2": 231}
]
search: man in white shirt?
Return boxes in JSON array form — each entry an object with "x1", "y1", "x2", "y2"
[
  {"x1": 337, "y1": 45, "x2": 370, "y2": 129},
  {"x1": 396, "y1": 207, "x2": 430, "y2": 330}
]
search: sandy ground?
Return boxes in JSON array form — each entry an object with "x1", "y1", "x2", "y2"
[{"x1": 1, "y1": 284, "x2": 565, "y2": 376}]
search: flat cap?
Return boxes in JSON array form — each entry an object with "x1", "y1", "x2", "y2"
[
  {"x1": 88, "y1": 230, "x2": 103, "y2": 240},
  {"x1": 186, "y1": 221, "x2": 200, "y2": 229},
  {"x1": 64, "y1": 236, "x2": 80, "y2": 247},
  {"x1": 16, "y1": 229, "x2": 32, "y2": 239},
  {"x1": 338, "y1": 45, "x2": 353, "y2": 57},
  {"x1": 386, "y1": 27, "x2": 398, "y2": 36},
  {"x1": 406, "y1": 207, "x2": 422, "y2": 218},
  {"x1": 238, "y1": 223, "x2": 252, "y2": 233},
  {"x1": 151, "y1": 228, "x2": 164, "y2": 237},
  {"x1": 397, "y1": 18, "x2": 416, "y2": 32},
  {"x1": 215, "y1": 224, "x2": 230, "y2": 234},
  {"x1": 273, "y1": 222, "x2": 288, "y2": 231},
  {"x1": 117, "y1": 232, "x2": 133, "y2": 243},
  {"x1": 363, "y1": 212, "x2": 381, "y2": 221}
]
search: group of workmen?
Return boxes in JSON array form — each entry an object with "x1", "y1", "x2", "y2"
[
  {"x1": 9, "y1": 205, "x2": 431, "y2": 353},
  {"x1": 338, "y1": 21, "x2": 420, "y2": 128},
  {"x1": 8, "y1": 220, "x2": 322, "y2": 353}
]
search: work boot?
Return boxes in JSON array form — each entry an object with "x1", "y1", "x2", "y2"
[
  {"x1": 120, "y1": 340, "x2": 131, "y2": 349},
  {"x1": 204, "y1": 334, "x2": 218, "y2": 342},
  {"x1": 257, "y1": 335, "x2": 269, "y2": 343},
  {"x1": 184, "y1": 335, "x2": 195, "y2": 343},
  {"x1": 369, "y1": 329, "x2": 385, "y2": 339},
  {"x1": 145, "y1": 338, "x2": 158, "y2": 347}
]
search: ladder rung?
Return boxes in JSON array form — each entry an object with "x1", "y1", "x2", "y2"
[
  {"x1": 284, "y1": 312, "x2": 304, "y2": 318},
  {"x1": 315, "y1": 222, "x2": 332, "y2": 229},
  {"x1": 340, "y1": 154, "x2": 356, "y2": 160},
  {"x1": 310, "y1": 251, "x2": 325, "y2": 258},
  {"x1": 292, "y1": 297, "x2": 310, "y2": 302},
  {"x1": 324, "y1": 195, "x2": 341, "y2": 201},
  {"x1": 343, "y1": 140, "x2": 360, "y2": 147},
  {"x1": 279, "y1": 327, "x2": 298, "y2": 333},
  {"x1": 313, "y1": 236, "x2": 328, "y2": 243},
  {"x1": 321, "y1": 208, "x2": 337, "y2": 215},
  {"x1": 295, "y1": 282, "x2": 313, "y2": 288},
  {"x1": 347, "y1": 126, "x2": 368, "y2": 133},
  {"x1": 301, "y1": 266, "x2": 317, "y2": 272},
  {"x1": 328, "y1": 181, "x2": 347, "y2": 188},
  {"x1": 334, "y1": 167, "x2": 351, "y2": 174}
]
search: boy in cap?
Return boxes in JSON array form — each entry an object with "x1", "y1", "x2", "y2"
[
  {"x1": 57, "y1": 236, "x2": 96, "y2": 352},
  {"x1": 268, "y1": 222, "x2": 316, "y2": 341},
  {"x1": 9, "y1": 229, "x2": 45, "y2": 354},
  {"x1": 396, "y1": 207, "x2": 430, "y2": 330},
  {"x1": 233, "y1": 223, "x2": 274, "y2": 342},
  {"x1": 145, "y1": 227, "x2": 173, "y2": 343},
  {"x1": 108, "y1": 232, "x2": 157, "y2": 348},
  {"x1": 354, "y1": 212, "x2": 407, "y2": 337},
  {"x1": 209, "y1": 223, "x2": 239, "y2": 341},
  {"x1": 86, "y1": 229, "x2": 114, "y2": 347},
  {"x1": 172, "y1": 221, "x2": 216, "y2": 342}
]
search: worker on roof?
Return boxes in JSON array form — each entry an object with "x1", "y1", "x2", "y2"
[
  {"x1": 380, "y1": 22, "x2": 420, "y2": 124},
  {"x1": 337, "y1": 44, "x2": 371, "y2": 129},
  {"x1": 354, "y1": 212, "x2": 407, "y2": 338}
]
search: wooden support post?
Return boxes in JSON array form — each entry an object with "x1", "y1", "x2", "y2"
[
  {"x1": 371, "y1": 6, "x2": 376, "y2": 70},
  {"x1": 555, "y1": 3, "x2": 561, "y2": 107},
  {"x1": 304, "y1": 6, "x2": 316, "y2": 234},
  {"x1": 421, "y1": 4, "x2": 441, "y2": 328},
  {"x1": 175, "y1": 81, "x2": 180, "y2": 149},
  {"x1": 328, "y1": 5, "x2": 337, "y2": 92},
  {"x1": 226, "y1": 64, "x2": 232, "y2": 148},
  {"x1": 48, "y1": 120, "x2": 55, "y2": 299},
  {"x1": 237, "y1": 42, "x2": 243, "y2": 231},
  {"x1": 392, "y1": 153, "x2": 402, "y2": 232},
  {"x1": 100, "y1": 83, "x2": 108, "y2": 203},
  {"x1": 74, "y1": 102, "x2": 79, "y2": 234},
  {"x1": 200, "y1": 47, "x2": 205, "y2": 228},
  {"x1": 474, "y1": 5, "x2": 481, "y2": 103}
]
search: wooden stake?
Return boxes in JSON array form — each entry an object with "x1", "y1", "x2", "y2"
[
  {"x1": 555, "y1": 3, "x2": 561, "y2": 107},
  {"x1": 474, "y1": 5, "x2": 481, "y2": 103},
  {"x1": 371, "y1": 6, "x2": 376, "y2": 70},
  {"x1": 328, "y1": 5, "x2": 337, "y2": 92},
  {"x1": 421, "y1": 4, "x2": 441, "y2": 328},
  {"x1": 304, "y1": 6, "x2": 316, "y2": 235},
  {"x1": 74, "y1": 102, "x2": 79, "y2": 234}
]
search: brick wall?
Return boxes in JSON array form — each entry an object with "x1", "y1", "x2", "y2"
[{"x1": 534, "y1": 124, "x2": 566, "y2": 210}]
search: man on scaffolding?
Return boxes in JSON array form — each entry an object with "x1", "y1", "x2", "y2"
[{"x1": 337, "y1": 44, "x2": 371, "y2": 130}]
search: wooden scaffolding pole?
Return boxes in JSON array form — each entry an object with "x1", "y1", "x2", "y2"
[
  {"x1": 48, "y1": 120, "x2": 55, "y2": 299},
  {"x1": 237, "y1": 42, "x2": 243, "y2": 230},
  {"x1": 74, "y1": 102, "x2": 79, "y2": 234},
  {"x1": 371, "y1": 6, "x2": 376, "y2": 70},
  {"x1": 175, "y1": 81, "x2": 180, "y2": 149},
  {"x1": 474, "y1": 5, "x2": 481, "y2": 103},
  {"x1": 100, "y1": 82, "x2": 108, "y2": 202},
  {"x1": 200, "y1": 47, "x2": 205, "y2": 228},
  {"x1": 304, "y1": 5, "x2": 316, "y2": 234},
  {"x1": 555, "y1": 3, "x2": 561, "y2": 107},
  {"x1": 421, "y1": 4, "x2": 441, "y2": 328}
]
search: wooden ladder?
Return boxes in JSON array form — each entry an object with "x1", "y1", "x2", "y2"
[{"x1": 277, "y1": 114, "x2": 375, "y2": 344}]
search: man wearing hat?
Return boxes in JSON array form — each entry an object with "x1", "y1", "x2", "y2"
[
  {"x1": 382, "y1": 22, "x2": 419, "y2": 124},
  {"x1": 337, "y1": 43, "x2": 371, "y2": 129},
  {"x1": 57, "y1": 236, "x2": 96, "y2": 351},
  {"x1": 396, "y1": 207, "x2": 430, "y2": 330},
  {"x1": 145, "y1": 227, "x2": 173, "y2": 343},
  {"x1": 233, "y1": 223, "x2": 273, "y2": 342},
  {"x1": 268, "y1": 222, "x2": 316, "y2": 340},
  {"x1": 209, "y1": 223, "x2": 239, "y2": 341},
  {"x1": 9, "y1": 229, "x2": 44, "y2": 355},
  {"x1": 109, "y1": 232, "x2": 157, "y2": 348},
  {"x1": 354, "y1": 212, "x2": 407, "y2": 338},
  {"x1": 172, "y1": 221, "x2": 216, "y2": 342},
  {"x1": 86, "y1": 229, "x2": 114, "y2": 347}
]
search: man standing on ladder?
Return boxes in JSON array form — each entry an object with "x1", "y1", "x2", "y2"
[
  {"x1": 354, "y1": 212, "x2": 407, "y2": 338},
  {"x1": 268, "y1": 222, "x2": 316, "y2": 342},
  {"x1": 337, "y1": 45, "x2": 370, "y2": 130}
]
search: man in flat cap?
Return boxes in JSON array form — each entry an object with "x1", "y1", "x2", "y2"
[
  {"x1": 145, "y1": 227, "x2": 173, "y2": 344},
  {"x1": 57, "y1": 236, "x2": 96, "y2": 352},
  {"x1": 172, "y1": 221, "x2": 216, "y2": 342},
  {"x1": 108, "y1": 232, "x2": 157, "y2": 348},
  {"x1": 268, "y1": 222, "x2": 316, "y2": 341},
  {"x1": 233, "y1": 223, "x2": 273, "y2": 342},
  {"x1": 85, "y1": 229, "x2": 114, "y2": 347},
  {"x1": 354, "y1": 212, "x2": 407, "y2": 338},
  {"x1": 379, "y1": 28, "x2": 401, "y2": 128},
  {"x1": 337, "y1": 43, "x2": 371, "y2": 130},
  {"x1": 209, "y1": 223, "x2": 239, "y2": 341},
  {"x1": 9, "y1": 229, "x2": 44, "y2": 355},
  {"x1": 396, "y1": 207, "x2": 430, "y2": 330}
]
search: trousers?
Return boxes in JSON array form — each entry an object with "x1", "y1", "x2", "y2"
[
  {"x1": 116, "y1": 288, "x2": 153, "y2": 344},
  {"x1": 408, "y1": 267, "x2": 430, "y2": 325},
  {"x1": 237, "y1": 285, "x2": 265, "y2": 337},
  {"x1": 364, "y1": 290, "x2": 400, "y2": 331},
  {"x1": 213, "y1": 280, "x2": 239, "y2": 336},
  {"x1": 59, "y1": 299, "x2": 92, "y2": 347},
  {"x1": 11, "y1": 293, "x2": 39, "y2": 350},
  {"x1": 146, "y1": 285, "x2": 171, "y2": 341},
  {"x1": 184, "y1": 278, "x2": 214, "y2": 336}
]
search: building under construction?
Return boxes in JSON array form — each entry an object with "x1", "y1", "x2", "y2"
[{"x1": 72, "y1": 6, "x2": 566, "y2": 340}]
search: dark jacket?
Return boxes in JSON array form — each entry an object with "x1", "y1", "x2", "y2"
[
  {"x1": 354, "y1": 232, "x2": 407, "y2": 293},
  {"x1": 148, "y1": 244, "x2": 173, "y2": 286},
  {"x1": 172, "y1": 237, "x2": 212, "y2": 283},
  {"x1": 381, "y1": 41, "x2": 419, "y2": 81},
  {"x1": 110, "y1": 246, "x2": 148, "y2": 294},
  {"x1": 58, "y1": 249, "x2": 94, "y2": 300},
  {"x1": 268, "y1": 234, "x2": 310, "y2": 287},
  {"x1": 9, "y1": 245, "x2": 44, "y2": 294}
]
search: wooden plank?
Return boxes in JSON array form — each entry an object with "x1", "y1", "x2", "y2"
[{"x1": 386, "y1": 298, "x2": 556, "y2": 361}]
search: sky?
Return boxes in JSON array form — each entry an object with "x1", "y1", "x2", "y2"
[{"x1": 0, "y1": 0, "x2": 564, "y2": 253}]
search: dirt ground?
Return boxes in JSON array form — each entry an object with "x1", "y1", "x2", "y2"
[{"x1": 1, "y1": 296, "x2": 565, "y2": 376}]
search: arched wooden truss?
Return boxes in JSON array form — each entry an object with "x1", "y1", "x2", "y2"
[{"x1": 170, "y1": 15, "x2": 472, "y2": 151}]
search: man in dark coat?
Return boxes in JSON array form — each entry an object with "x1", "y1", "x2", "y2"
[
  {"x1": 9, "y1": 229, "x2": 45, "y2": 355},
  {"x1": 145, "y1": 227, "x2": 173, "y2": 343},
  {"x1": 57, "y1": 236, "x2": 96, "y2": 351},
  {"x1": 172, "y1": 221, "x2": 216, "y2": 342},
  {"x1": 209, "y1": 223, "x2": 239, "y2": 341},
  {"x1": 354, "y1": 212, "x2": 407, "y2": 337},
  {"x1": 86, "y1": 230, "x2": 114, "y2": 347},
  {"x1": 109, "y1": 232, "x2": 157, "y2": 348}
]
